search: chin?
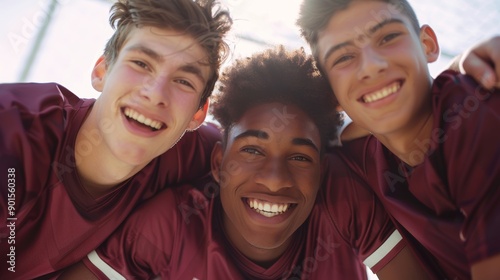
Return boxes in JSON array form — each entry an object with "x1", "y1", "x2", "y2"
[
  {"x1": 114, "y1": 147, "x2": 152, "y2": 166},
  {"x1": 247, "y1": 235, "x2": 289, "y2": 250}
]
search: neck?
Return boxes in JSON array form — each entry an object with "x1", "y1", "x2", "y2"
[
  {"x1": 75, "y1": 111, "x2": 144, "y2": 197},
  {"x1": 222, "y1": 211, "x2": 291, "y2": 267},
  {"x1": 376, "y1": 110, "x2": 434, "y2": 167}
]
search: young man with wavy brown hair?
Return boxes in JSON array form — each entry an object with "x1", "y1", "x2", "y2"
[{"x1": 0, "y1": 0, "x2": 231, "y2": 278}]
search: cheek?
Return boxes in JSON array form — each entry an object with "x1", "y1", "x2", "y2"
[
  {"x1": 301, "y1": 175, "x2": 321, "y2": 200},
  {"x1": 328, "y1": 73, "x2": 349, "y2": 97},
  {"x1": 172, "y1": 91, "x2": 201, "y2": 111}
]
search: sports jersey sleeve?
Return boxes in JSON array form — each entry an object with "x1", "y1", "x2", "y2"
[
  {"x1": 435, "y1": 71, "x2": 500, "y2": 264},
  {"x1": 82, "y1": 187, "x2": 180, "y2": 279},
  {"x1": 142, "y1": 122, "x2": 221, "y2": 198},
  {"x1": 0, "y1": 83, "x2": 67, "y2": 222},
  {"x1": 82, "y1": 183, "x2": 211, "y2": 279},
  {"x1": 322, "y1": 153, "x2": 405, "y2": 273}
]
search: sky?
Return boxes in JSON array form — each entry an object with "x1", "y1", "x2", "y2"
[{"x1": 1, "y1": 0, "x2": 498, "y2": 100}]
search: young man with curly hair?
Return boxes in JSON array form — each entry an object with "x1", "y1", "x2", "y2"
[
  {"x1": 0, "y1": 0, "x2": 231, "y2": 278},
  {"x1": 297, "y1": 0, "x2": 500, "y2": 278},
  {"x1": 59, "y1": 46, "x2": 431, "y2": 280}
]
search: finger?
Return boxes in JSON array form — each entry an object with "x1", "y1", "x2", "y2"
[
  {"x1": 488, "y1": 36, "x2": 500, "y2": 88},
  {"x1": 460, "y1": 52, "x2": 496, "y2": 89}
]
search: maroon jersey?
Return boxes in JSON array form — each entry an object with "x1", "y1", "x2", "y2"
[
  {"x1": 0, "y1": 83, "x2": 219, "y2": 279},
  {"x1": 82, "y1": 154, "x2": 403, "y2": 279},
  {"x1": 336, "y1": 71, "x2": 500, "y2": 279}
]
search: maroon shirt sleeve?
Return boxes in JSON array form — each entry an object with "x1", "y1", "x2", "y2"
[
  {"x1": 83, "y1": 185, "x2": 210, "y2": 279},
  {"x1": 135, "y1": 121, "x2": 221, "y2": 202},
  {"x1": 84, "y1": 187, "x2": 180, "y2": 279},
  {"x1": 0, "y1": 83, "x2": 67, "y2": 224},
  {"x1": 434, "y1": 71, "x2": 500, "y2": 264},
  {"x1": 321, "y1": 152, "x2": 404, "y2": 273}
]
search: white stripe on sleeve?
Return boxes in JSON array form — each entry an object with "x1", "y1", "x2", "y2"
[
  {"x1": 87, "y1": 250, "x2": 126, "y2": 280},
  {"x1": 363, "y1": 230, "x2": 403, "y2": 269}
]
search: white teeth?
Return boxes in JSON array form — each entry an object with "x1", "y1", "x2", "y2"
[
  {"x1": 247, "y1": 198, "x2": 292, "y2": 218},
  {"x1": 363, "y1": 82, "x2": 400, "y2": 103},
  {"x1": 271, "y1": 204, "x2": 278, "y2": 212},
  {"x1": 124, "y1": 108, "x2": 163, "y2": 130}
]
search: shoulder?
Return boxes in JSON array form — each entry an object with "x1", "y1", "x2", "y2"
[
  {"x1": 0, "y1": 83, "x2": 87, "y2": 190},
  {"x1": 0, "y1": 82, "x2": 85, "y2": 132},
  {"x1": 320, "y1": 152, "x2": 403, "y2": 272},
  {"x1": 320, "y1": 152, "x2": 377, "y2": 242},
  {"x1": 150, "y1": 123, "x2": 221, "y2": 188},
  {"x1": 431, "y1": 71, "x2": 500, "y2": 153},
  {"x1": 321, "y1": 152, "x2": 378, "y2": 225},
  {"x1": 174, "y1": 122, "x2": 221, "y2": 150},
  {"x1": 432, "y1": 70, "x2": 498, "y2": 118},
  {"x1": 0, "y1": 82, "x2": 81, "y2": 111},
  {"x1": 328, "y1": 135, "x2": 380, "y2": 179},
  {"x1": 129, "y1": 182, "x2": 211, "y2": 231}
]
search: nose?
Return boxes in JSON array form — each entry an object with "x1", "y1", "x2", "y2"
[
  {"x1": 140, "y1": 75, "x2": 169, "y2": 107},
  {"x1": 255, "y1": 157, "x2": 294, "y2": 192},
  {"x1": 356, "y1": 47, "x2": 388, "y2": 81}
]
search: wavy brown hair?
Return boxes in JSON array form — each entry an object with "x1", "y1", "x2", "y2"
[{"x1": 104, "y1": 0, "x2": 232, "y2": 107}]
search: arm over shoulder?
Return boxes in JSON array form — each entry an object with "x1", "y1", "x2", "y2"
[
  {"x1": 435, "y1": 72, "x2": 500, "y2": 268},
  {"x1": 78, "y1": 187, "x2": 182, "y2": 279},
  {"x1": 152, "y1": 122, "x2": 221, "y2": 193},
  {"x1": 322, "y1": 153, "x2": 429, "y2": 279},
  {"x1": 321, "y1": 153, "x2": 405, "y2": 274}
]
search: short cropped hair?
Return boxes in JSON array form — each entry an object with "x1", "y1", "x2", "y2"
[
  {"x1": 211, "y1": 46, "x2": 340, "y2": 153},
  {"x1": 297, "y1": 0, "x2": 420, "y2": 64},
  {"x1": 104, "y1": 0, "x2": 232, "y2": 107}
]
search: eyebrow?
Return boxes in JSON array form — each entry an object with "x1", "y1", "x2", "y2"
[
  {"x1": 126, "y1": 44, "x2": 164, "y2": 63},
  {"x1": 368, "y1": 18, "x2": 405, "y2": 35},
  {"x1": 322, "y1": 18, "x2": 405, "y2": 64},
  {"x1": 125, "y1": 44, "x2": 208, "y2": 85},
  {"x1": 234, "y1": 129, "x2": 319, "y2": 152},
  {"x1": 179, "y1": 64, "x2": 207, "y2": 85}
]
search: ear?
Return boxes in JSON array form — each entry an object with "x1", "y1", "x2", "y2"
[
  {"x1": 336, "y1": 105, "x2": 344, "y2": 112},
  {"x1": 419, "y1": 25, "x2": 440, "y2": 63},
  {"x1": 187, "y1": 100, "x2": 209, "y2": 131},
  {"x1": 211, "y1": 142, "x2": 223, "y2": 183},
  {"x1": 91, "y1": 56, "x2": 107, "y2": 92}
]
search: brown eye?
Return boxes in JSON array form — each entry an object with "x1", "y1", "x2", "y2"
[
  {"x1": 381, "y1": 33, "x2": 401, "y2": 44},
  {"x1": 290, "y1": 155, "x2": 310, "y2": 162},
  {"x1": 175, "y1": 79, "x2": 195, "y2": 89},
  {"x1": 333, "y1": 54, "x2": 354, "y2": 66},
  {"x1": 241, "y1": 147, "x2": 262, "y2": 155},
  {"x1": 133, "y1": 60, "x2": 148, "y2": 69}
]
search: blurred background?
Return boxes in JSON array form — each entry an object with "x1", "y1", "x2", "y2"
[
  {"x1": 2, "y1": 0, "x2": 498, "y2": 99},
  {"x1": 0, "y1": 0, "x2": 498, "y2": 279}
]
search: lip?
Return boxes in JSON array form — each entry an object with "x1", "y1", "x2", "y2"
[
  {"x1": 121, "y1": 106, "x2": 167, "y2": 138},
  {"x1": 242, "y1": 196, "x2": 297, "y2": 225},
  {"x1": 356, "y1": 80, "x2": 404, "y2": 107}
]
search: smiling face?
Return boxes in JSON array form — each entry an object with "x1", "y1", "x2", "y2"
[
  {"x1": 211, "y1": 102, "x2": 322, "y2": 264},
  {"x1": 316, "y1": 0, "x2": 439, "y2": 137},
  {"x1": 89, "y1": 26, "x2": 210, "y2": 167}
]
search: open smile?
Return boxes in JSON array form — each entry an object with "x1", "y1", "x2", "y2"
[
  {"x1": 360, "y1": 81, "x2": 402, "y2": 103},
  {"x1": 245, "y1": 197, "x2": 296, "y2": 218},
  {"x1": 122, "y1": 107, "x2": 166, "y2": 132}
]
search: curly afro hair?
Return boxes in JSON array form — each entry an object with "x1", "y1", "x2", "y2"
[{"x1": 211, "y1": 45, "x2": 341, "y2": 153}]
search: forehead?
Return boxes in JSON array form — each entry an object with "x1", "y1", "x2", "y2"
[
  {"x1": 317, "y1": 1, "x2": 412, "y2": 55},
  {"x1": 325, "y1": 0, "x2": 409, "y2": 29},
  {"x1": 122, "y1": 26, "x2": 211, "y2": 70},
  {"x1": 227, "y1": 102, "x2": 321, "y2": 145}
]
